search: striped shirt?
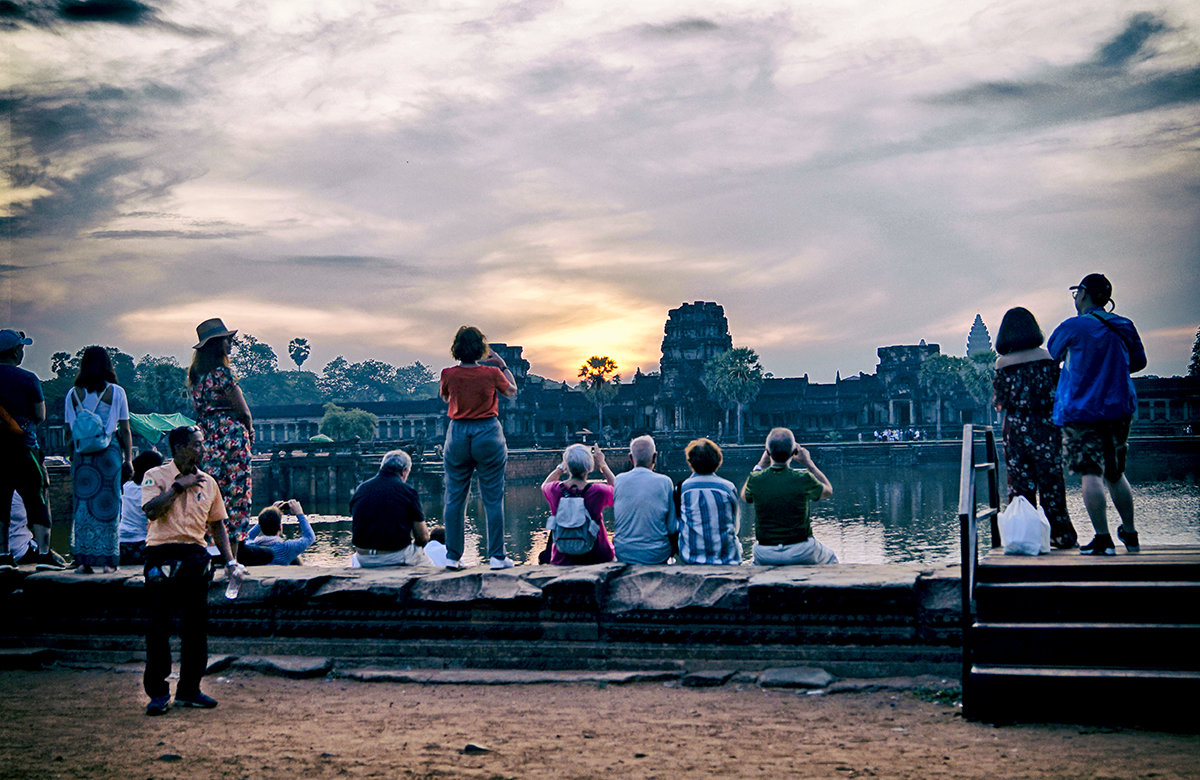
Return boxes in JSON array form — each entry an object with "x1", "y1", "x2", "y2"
[{"x1": 677, "y1": 473, "x2": 741, "y2": 565}]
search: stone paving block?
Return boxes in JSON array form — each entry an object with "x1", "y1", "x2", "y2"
[
  {"x1": 607, "y1": 566, "x2": 750, "y2": 613},
  {"x1": 758, "y1": 666, "x2": 836, "y2": 689},
  {"x1": 747, "y1": 565, "x2": 922, "y2": 616},
  {"x1": 336, "y1": 667, "x2": 681, "y2": 685},
  {"x1": 825, "y1": 674, "x2": 956, "y2": 694},
  {"x1": 234, "y1": 655, "x2": 334, "y2": 678},
  {"x1": 207, "y1": 654, "x2": 238, "y2": 674},
  {"x1": 682, "y1": 669, "x2": 736, "y2": 687},
  {"x1": 0, "y1": 647, "x2": 54, "y2": 669},
  {"x1": 541, "y1": 562, "x2": 626, "y2": 611},
  {"x1": 409, "y1": 569, "x2": 544, "y2": 606},
  {"x1": 308, "y1": 569, "x2": 421, "y2": 607}
]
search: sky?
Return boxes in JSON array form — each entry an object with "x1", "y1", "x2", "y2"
[{"x1": 3, "y1": 0, "x2": 1199, "y2": 384}]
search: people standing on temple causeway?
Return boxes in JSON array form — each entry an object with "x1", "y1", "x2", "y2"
[
  {"x1": 539, "y1": 443, "x2": 616, "y2": 565},
  {"x1": 742, "y1": 428, "x2": 838, "y2": 566},
  {"x1": 0, "y1": 328, "x2": 61, "y2": 569},
  {"x1": 188, "y1": 318, "x2": 253, "y2": 554},
  {"x1": 993, "y1": 307, "x2": 1075, "y2": 549},
  {"x1": 611, "y1": 435, "x2": 677, "y2": 565},
  {"x1": 140, "y1": 425, "x2": 243, "y2": 715},
  {"x1": 245, "y1": 499, "x2": 314, "y2": 566},
  {"x1": 1047, "y1": 274, "x2": 1146, "y2": 556},
  {"x1": 65, "y1": 346, "x2": 133, "y2": 573},
  {"x1": 439, "y1": 326, "x2": 518, "y2": 570},
  {"x1": 119, "y1": 451, "x2": 163, "y2": 565},
  {"x1": 349, "y1": 450, "x2": 432, "y2": 568},
  {"x1": 676, "y1": 438, "x2": 741, "y2": 565}
]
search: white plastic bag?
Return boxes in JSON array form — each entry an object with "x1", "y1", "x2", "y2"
[{"x1": 998, "y1": 495, "x2": 1051, "y2": 556}]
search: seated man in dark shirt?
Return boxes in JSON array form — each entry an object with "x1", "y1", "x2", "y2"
[{"x1": 349, "y1": 450, "x2": 432, "y2": 568}]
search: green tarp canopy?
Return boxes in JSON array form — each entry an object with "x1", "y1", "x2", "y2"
[{"x1": 129, "y1": 412, "x2": 196, "y2": 445}]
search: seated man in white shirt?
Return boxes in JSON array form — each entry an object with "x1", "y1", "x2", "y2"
[{"x1": 611, "y1": 435, "x2": 678, "y2": 564}]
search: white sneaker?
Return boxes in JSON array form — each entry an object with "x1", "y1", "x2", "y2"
[
  {"x1": 488, "y1": 556, "x2": 514, "y2": 570},
  {"x1": 445, "y1": 559, "x2": 465, "y2": 570}
]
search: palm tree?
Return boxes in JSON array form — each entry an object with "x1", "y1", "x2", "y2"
[
  {"x1": 288, "y1": 337, "x2": 311, "y2": 370},
  {"x1": 701, "y1": 347, "x2": 764, "y2": 444},
  {"x1": 919, "y1": 354, "x2": 966, "y2": 440},
  {"x1": 578, "y1": 356, "x2": 619, "y2": 441}
]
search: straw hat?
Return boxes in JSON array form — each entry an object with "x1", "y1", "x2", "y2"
[{"x1": 193, "y1": 318, "x2": 238, "y2": 349}]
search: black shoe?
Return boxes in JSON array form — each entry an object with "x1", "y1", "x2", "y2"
[
  {"x1": 146, "y1": 696, "x2": 170, "y2": 716},
  {"x1": 34, "y1": 553, "x2": 66, "y2": 570},
  {"x1": 1080, "y1": 535, "x2": 1115, "y2": 556},
  {"x1": 1050, "y1": 531, "x2": 1078, "y2": 550},
  {"x1": 1117, "y1": 527, "x2": 1140, "y2": 552},
  {"x1": 174, "y1": 691, "x2": 218, "y2": 709}
]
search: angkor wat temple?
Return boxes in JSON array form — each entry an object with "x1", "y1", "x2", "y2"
[{"x1": 250, "y1": 301, "x2": 1198, "y2": 450}]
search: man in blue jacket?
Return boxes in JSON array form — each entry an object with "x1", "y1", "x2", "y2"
[{"x1": 1047, "y1": 274, "x2": 1146, "y2": 556}]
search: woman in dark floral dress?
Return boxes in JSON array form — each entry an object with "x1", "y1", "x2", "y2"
[
  {"x1": 993, "y1": 307, "x2": 1076, "y2": 549},
  {"x1": 188, "y1": 318, "x2": 253, "y2": 549}
]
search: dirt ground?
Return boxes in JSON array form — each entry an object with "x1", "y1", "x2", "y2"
[{"x1": 2, "y1": 667, "x2": 1197, "y2": 779}]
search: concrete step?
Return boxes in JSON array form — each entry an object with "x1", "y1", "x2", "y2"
[
  {"x1": 977, "y1": 546, "x2": 1200, "y2": 584},
  {"x1": 973, "y1": 581, "x2": 1200, "y2": 623},
  {"x1": 970, "y1": 623, "x2": 1200, "y2": 670},
  {"x1": 966, "y1": 665, "x2": 1200, "y2": 729}
]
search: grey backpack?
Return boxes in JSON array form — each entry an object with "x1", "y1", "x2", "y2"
[{"x1": 548, "y1": 486, "x2": 599, "y2": 556}]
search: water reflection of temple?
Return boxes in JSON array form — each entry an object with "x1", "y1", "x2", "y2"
[{"x1": 251, "y1": 301, "x2": 1200, "y2": 449}]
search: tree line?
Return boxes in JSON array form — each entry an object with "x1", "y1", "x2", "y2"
[{"x1": 41, "y1": 334, "x2": 437, "y2": 420}]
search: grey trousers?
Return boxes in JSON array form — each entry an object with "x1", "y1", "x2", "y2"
[{"x1": 443, "y1": 418, "x2": 508, "y2": 562}]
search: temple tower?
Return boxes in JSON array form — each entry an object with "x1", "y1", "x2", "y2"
[
  {"x1": 967, "y1": 314, "x2": 992, "y2": 357},
  {"x1": 659, "y1": 301, "x2": 732, "y2": 390}
]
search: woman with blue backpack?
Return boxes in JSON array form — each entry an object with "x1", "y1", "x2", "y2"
[
  {"x1": 64, "y1": 346, "x2": 132, "y2": 573},
  {"x1": 538, "y1": 443, "x2": 616, "y2": 565}
]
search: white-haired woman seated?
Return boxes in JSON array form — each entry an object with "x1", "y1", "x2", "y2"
[{"x1": 538, "y1": 443, "x2": 616, "y2": 565}]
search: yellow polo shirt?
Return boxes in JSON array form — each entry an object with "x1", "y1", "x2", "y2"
[{"x1": 141, "y1": 461, "x2": 228, "y2": 547}]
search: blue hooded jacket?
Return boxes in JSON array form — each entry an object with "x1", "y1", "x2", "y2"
[{"x1": 1046, "y1": 307, "x2": 1146, "y2": 425}]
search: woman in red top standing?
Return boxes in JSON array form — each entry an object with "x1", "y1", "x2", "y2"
[{"x1": 440, "y1": 326, "x2": 518, "y2": 569}]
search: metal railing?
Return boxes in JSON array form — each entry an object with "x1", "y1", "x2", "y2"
[
  {"x1": 958, "y1": 424, "x2": 1001, "y2": 614},
  {"x1": 958, "y1": 423, "x2": 1001, "y2": 695}
]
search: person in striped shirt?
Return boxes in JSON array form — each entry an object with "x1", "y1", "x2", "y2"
[{"x1": 676, "y1": 438, "x2": 741, "y2": 565}]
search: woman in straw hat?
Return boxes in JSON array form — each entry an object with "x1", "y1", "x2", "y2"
[{"x1": 187, "y1": 318, "x2": 253, "y2": 548}]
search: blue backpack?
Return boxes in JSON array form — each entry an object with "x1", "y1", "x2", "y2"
[{"x1": 69, "y1": 385, "x2": 114, "y2": 454}]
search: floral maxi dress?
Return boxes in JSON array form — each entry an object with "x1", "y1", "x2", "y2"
[
  {"x1": 992, "y1": 359, "x2": 1075, "y2": 547},
  {"x1": 191, "y1": 365, "x2": 253, "y2": 540}
]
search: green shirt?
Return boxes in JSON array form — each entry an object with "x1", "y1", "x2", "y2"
[{"x1": 742, "y1": 464, "x2": 824, "y2": 545}]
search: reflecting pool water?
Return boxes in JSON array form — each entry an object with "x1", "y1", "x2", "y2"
[{"x1": 294, "y1": 462, "x2": 1199, "y2": 568}]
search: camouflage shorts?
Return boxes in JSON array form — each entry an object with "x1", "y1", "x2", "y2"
[{"x1": 1062, "y1": 418, "x2": 1131, "y2": 483}]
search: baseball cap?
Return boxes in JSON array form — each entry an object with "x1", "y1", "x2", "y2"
[
  {"x1": 1069, "y1": 273, "x2": 1112, "y2": 303},
  {"x1": 0, "y1": 329, "x2": 33, "y2": 352}
]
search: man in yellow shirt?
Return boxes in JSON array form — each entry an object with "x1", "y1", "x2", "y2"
[{"x1": 140, "y1": 425, "x2": 242, "y2": 715}]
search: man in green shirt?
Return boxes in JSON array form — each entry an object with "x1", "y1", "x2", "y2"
[{"x1": 741, "y1": 428, "x2": 838, "y2": 565}]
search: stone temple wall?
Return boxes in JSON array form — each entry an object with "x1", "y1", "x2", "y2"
[{"x1": 2, "y1": 562, "x2": 963, "y2": 678}]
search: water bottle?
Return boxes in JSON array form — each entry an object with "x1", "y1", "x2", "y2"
[{"x1": 224, "y1": 564, "x2": 244, "y2": 599}]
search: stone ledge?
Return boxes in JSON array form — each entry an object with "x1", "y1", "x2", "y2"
[{"x1": 3, "y1": 562, "x2": 964, "y2": 677}]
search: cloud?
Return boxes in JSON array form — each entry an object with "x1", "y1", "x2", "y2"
[
  {"x1": 927, "y1": 13, "x2": 1200, "y2": 127},
  {"x1": 1093, "y1": 12, "x2": 1168, "y2": 68},
  {"x1": 641, "y1": 18, "x2": 720, "y2": 36},
  {"x1": 0, "y1": 0, "x2": 156, "y2": 29},
  {"x1": 60, "y1": 0, "x2": 153, "y2": 24}
]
